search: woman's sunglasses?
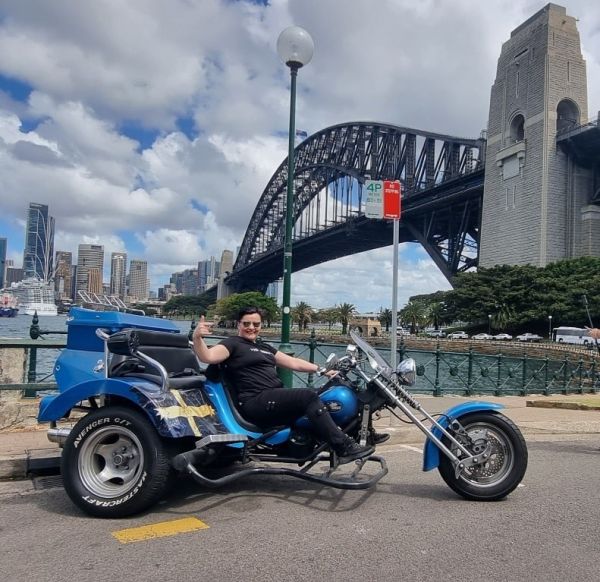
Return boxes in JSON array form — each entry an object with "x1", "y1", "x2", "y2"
[{"x1": 241, "y1": 321, "x2": 261, "y2": 328}]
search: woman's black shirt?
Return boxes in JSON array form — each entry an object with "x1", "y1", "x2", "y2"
[{"x1": 219, "y1": 336, "x2": 281, "y2": 403}]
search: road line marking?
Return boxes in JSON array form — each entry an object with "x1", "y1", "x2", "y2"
[
  {"x1": 401, "y1": 444, "x2": 423, "y2": 454},
  {"x1": 112, "y1": 516, "x2": 209, "y2": 544}
]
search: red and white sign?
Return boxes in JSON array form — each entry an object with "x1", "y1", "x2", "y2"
[{"x1": 383, "y1": 180, "x2": 401, "y2": 219}]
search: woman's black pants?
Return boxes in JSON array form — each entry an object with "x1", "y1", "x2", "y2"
[{"x1": 241, "y1": 388, "x2": 347, "y2": 448}]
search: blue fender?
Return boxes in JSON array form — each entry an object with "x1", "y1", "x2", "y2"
[
  {"x1": 38, "y1": 378, "x2": 145, "y2": 422},
  {"x1": 422, "y1": 401, "x2": 504, "y2": 472},
  {"x1": 203, "y1": 380, "x2": 290, "y2": 447}
]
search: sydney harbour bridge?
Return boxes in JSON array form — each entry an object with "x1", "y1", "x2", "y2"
[
  {"x1": 220, "y1": 4, "x2": 600, "y2": 297},
  {"x1": 225, "y1": 122, "x2": 486, "y2": 294}
]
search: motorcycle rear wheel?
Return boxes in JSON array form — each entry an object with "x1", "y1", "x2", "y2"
[
  {"x1": 437, "y1": 412, "x2": 527, "y2": 501},
  {"x1": 61, "y1": 406, "x2": 173, "y2": 518}
]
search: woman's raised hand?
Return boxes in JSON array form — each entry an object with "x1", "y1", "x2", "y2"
[{"x1": 194, "y1": 315, "x2": 215, "y2": 338}]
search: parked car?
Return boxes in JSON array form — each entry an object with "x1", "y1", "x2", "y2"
[
  {"x1": 425, "y1": 329, "x2": 446, "y2": 338},
  {"x1": 472, "y1": 333, "x2": 493, "y2": 340},
  {"x1": 447, "y1": 331, "x2": 469, "y2": 339},
  {"x1": 516, "y1": 332, "x2": 543, "y2": 342},
  {"x1": 493, "y1": 333, "x2": 513, "y2": 341}
]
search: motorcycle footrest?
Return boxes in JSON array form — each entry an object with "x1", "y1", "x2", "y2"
[{"x1": 172, "y1": 433, "x2": 248, "y2": 471}]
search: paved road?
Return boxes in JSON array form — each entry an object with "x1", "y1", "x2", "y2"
[{"x1": 1, "y1": 434, "x2": 598, "y2": 582}]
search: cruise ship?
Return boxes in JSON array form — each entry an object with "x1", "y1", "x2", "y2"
[{"x1": 11, "y1": 278, "x2": 58, "y2": 316}]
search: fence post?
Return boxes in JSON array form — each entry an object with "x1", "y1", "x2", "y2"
[
  {"x1": 577, "y1": 357, "x2": 584, "y2": 394},
  {"x1": 433, "y1": 343, "x2": 441, "y2": 396},
  {"x1": 307, "y1": 329, "x2": 317, "y2": 388},
  {"x1": 24, "y1": 346, "x2": 38, "y2": 398},
  {"x1": 188, "y1": 319, "x2": 196, "y2": 341},
  {"x1": 591, "y1": 360, "x2": 598, "y2": 394},
  {"x1": 467, "y1": 347, "x2": 474, "y2": 395},
  {"x1": 544, "y1": 356, "x2": 550, "y2": 396}
]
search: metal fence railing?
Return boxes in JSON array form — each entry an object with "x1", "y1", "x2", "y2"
[{"x1": 1, "y1": 329, "x2": 598, "y2": 398}]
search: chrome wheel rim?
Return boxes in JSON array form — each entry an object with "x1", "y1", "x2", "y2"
[
  {"x1": 453, "y1": 422, "x2": 514, "y2": 488},
  {"x1": 78, "y1": 426, "x2": 144, "y2": 499}
]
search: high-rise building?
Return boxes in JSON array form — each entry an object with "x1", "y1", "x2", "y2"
[
  {"x1": 109, "y1": 252, "x2": 127, "y2": 297},
  {"x1": 6, "y1": 266, "x2": 24, "y2": 285},
  {"x1": 22, "y1": 203, "x2": 55, "y2": 281},
  {"x1": 197, "y1": 256, "x2": 220, "y2": 291},
  {"x1": 0, "y1": 237, "x2": 6, "y2": 288},
  {"x1": 76, "y1": 244, "x2": 104, "y2": 296},
  {"x1": 128, "y1": 259, "x2": 149, "y2": 301},
  {"x1": 87, "y1": 268, "x2": 103, "y2": 294},
  {"x1": 54, "y1": 251, "x2": 73, "y2": 300},
  {"x1": 182, "y1": 268, "x2": 199, "y2": 295}
]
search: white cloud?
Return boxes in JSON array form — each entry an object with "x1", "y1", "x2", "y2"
[{"x1": 1, "y1": 0, "x2": 599, "y2": 310}]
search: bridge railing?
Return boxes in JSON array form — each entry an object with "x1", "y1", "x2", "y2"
[{"x1": 1, "y1": 330, "x2": 598, "y2": 399}]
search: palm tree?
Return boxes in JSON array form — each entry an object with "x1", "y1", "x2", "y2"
[
  {"x1": 318, "y1": 307, "x2": 339, "y2": 330},
  {"x1": 337, "y1": 302, "x2": 356, "y2": 335},
  {"x1": 400, "y1": 301, "x2": 427, "y2": 334},
  {"x1": 378, "y1": 307, "x2": 393, "y2": 332},
  {"x1": 428, "y1": 301, "x2": 444, "y2": 330},
  {"x1": 292, "y1": 301, "x2": 313, "y2": 331}
]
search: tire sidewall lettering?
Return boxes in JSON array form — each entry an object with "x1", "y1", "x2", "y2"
[
  {"x1": 73, "y1": 416, "x2": 132, "y2": 449},
  {"x1": 81, "y1": 471, "x2": 148, "y2": 507}
]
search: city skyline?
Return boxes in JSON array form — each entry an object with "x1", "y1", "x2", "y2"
[{"x1": 1, "y1": 201, "x2": 237, "y2": 302}]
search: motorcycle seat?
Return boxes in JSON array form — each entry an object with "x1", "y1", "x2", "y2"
[{"x1": 205, "y1": 364, "x2": 272, "y2": 434}]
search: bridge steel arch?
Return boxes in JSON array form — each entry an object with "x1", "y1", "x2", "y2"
[{"x1": 227, "y1": 122, "x2": 486, "y2": 292}]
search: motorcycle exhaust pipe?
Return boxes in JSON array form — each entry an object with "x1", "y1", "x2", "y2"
[{"x1": 47, "y1": 427, "x2": 71, "y2": 446}]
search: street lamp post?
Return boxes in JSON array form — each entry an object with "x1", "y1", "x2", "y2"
[
  {"x1": 548, "y1": 315, "x2": 553, "y2": 340},
  {"x1": 488, "y1": 314, "x2": 492, "y2": 335},
  {"x1": 277, "y1": 26, "x2": 314, "y2": 387}
]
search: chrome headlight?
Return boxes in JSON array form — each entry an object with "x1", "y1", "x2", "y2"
[{"x1": 396, "y1": 358, "x2": 416, "y2": 386}]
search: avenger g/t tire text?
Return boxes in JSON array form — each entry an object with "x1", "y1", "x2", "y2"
[{"x1": 61, "y1": 406, "x2": 173, "y2": 518}]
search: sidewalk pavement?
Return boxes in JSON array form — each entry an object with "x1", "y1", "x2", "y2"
[{"x1": 0, "y1": 394, "x2": 599, "y2": 481}]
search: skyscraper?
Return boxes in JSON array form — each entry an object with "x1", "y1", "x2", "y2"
[
  {"x1": 128, "y1": 259, "x2": 149, "y2": 301},
  {"x1": 76, "y1": 244, "x2": 104, "y2": 296},
  {"x1": 22, "y1": 203, "x2": 55, "y2": 281},
  {"x1": 0, "y1": 237, "x2": 6, "y2": 288},
  {"x1": 54, "y1": 251, "x2": 73, "y2": 300},
  {"x1": 109, "y1": 252, "x2": 128, "y2": 297}
]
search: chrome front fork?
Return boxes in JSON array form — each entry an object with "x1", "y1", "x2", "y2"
[{"x1": 355, "y1": 369, "x2": 491, "y2": 474}]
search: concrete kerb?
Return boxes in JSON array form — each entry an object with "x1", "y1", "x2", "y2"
[{"x1": 1, "y1": 394, "x2": 599, "y2": 481}]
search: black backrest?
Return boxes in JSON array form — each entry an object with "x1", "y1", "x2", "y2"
[{"x1": 108, "y1": 328, "x2": 200, "y2": 377}]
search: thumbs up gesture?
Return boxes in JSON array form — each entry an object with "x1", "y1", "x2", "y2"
[{"x1": 194, "y1": 315, "x2": 214, "y2": 338}]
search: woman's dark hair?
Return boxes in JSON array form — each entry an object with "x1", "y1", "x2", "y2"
[{"x1": 237, "y1": 306, "x2": 264, "y2": 322}]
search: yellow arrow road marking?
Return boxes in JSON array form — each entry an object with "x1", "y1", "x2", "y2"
[{"x1": 112, "y1": 516, "x2": 209, "y2": 543}]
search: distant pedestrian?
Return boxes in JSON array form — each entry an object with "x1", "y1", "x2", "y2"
[{"x1": 586, "y1": 328, "x2": 600, "y2": 340}]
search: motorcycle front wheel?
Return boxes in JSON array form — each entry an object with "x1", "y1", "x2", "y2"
[
  {"x1": 61, "y1": 406, "x2": 174, "y2": 518},
  {"x1": 437, "y1": 412, "x2": 528, "y2": 501}
]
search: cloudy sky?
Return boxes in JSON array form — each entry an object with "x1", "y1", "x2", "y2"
[{"x1": 1, "y1": 0, "x2": 599, "y2": 312}]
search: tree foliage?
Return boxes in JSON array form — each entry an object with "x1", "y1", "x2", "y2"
[
  {"x1": 337, "y1": 302, "x2": 356, "y2": 334},
  {"x1": 378, "y1": 307, "x2": 393, "y2": 332},
  {"x1": 292, "y1": 301, "x2": 313, "y2": 331},
  {"x1": 213, "y1": 292, "x2": 279, "y2": 325},
  {"x1": 162, "y1": 294, "x2": 213, "y2": 317},
  {"x1": 410, "y1": 257, "x2": 600, "y2": 333}
]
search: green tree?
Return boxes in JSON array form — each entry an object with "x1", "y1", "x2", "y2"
[
  {"x1": 378, "y1": 307, "x2": 393, "y2": 332},
  {"x1": 318, "y1": 307, "x2": 339, "y2": 330},
  {"x1": 427, "y1": 301, "x2": 445, "y2": 330},
  {"x1": 292, "y1": 301, "x2": 313, "y2": 331},
  {"x1": 336, "y1": 302, "x2": 356, "y2": 335},
  {"x1": 214, "y1": 292, "x2": 279, "y2": 325},
  {"x1": 400, "y1": 300, "x2": 428, "y2": 334},
  {"x1": 163, "y1": 294, "x2": 212, "y2": 318}
]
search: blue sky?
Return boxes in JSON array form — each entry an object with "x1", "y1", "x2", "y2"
[{"x1": 1, "y1": 0, "x2": 599, "y2": 311}]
